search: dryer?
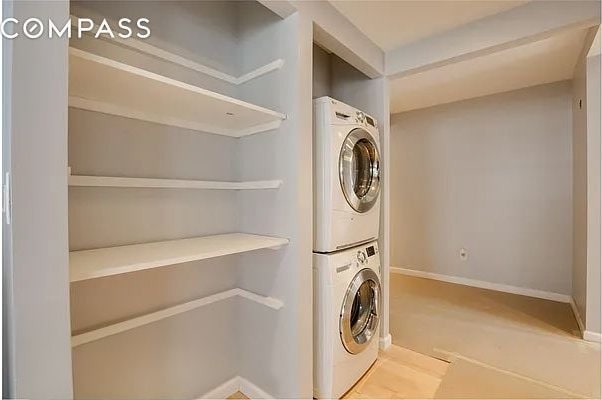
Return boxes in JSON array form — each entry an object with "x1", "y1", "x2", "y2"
[
  {"x1": 313, "y1": 97, "x2": 381, "y2": 253},
  {"x1": 313, "y1": 241, "x2": 381, "y2": 399}
]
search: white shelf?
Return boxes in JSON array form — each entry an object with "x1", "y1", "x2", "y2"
[
  {"x1": 71, "y1": 288, "x2": 283, "y2": 347},
  {"x1": 70, "y1": 233, "x2": 289, "y2": 282},
  {"x1": 70, "y1": 15, "x2": 284, "y2": 85},
  {"x1": 69, "y1": 48, "x2": 286, "y2": 137},
  {"x1": 68, "y1": 174, "x2": 282, "y2": 190}
]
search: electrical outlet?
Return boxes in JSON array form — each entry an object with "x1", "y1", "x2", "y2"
[{"x1": 460, "y1": 248, "x2": 468, "y2": 261}]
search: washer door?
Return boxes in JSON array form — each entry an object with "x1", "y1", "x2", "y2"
[
  {"x1": 339, "y1": 128, "x2": 381, "y2": 213},
  {"x1": 340, "y1": 268, "x2": 381, "y2": 354}
]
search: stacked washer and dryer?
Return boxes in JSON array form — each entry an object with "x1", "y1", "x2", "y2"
[{"x1": 313, "y1": 97, "x2": 383, "y2": 399}]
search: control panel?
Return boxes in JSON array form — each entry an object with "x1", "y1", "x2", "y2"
[
  {"x1": 328, "y1": 98, "x2": 377, "y2": 130},
  {"x1": 355, "y1": 243, "x2": 379, "y2": 267},
  {"x1": 333, "y1": 242, "x2": 380, "y2": 275}
]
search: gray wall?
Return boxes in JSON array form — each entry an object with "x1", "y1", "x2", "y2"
[
  {"x1": 585, "y1": 54, "x2": 600, "y2": 334},
  {"x1": 391, "y1": 81, "x2": 573, "y2": 295},
  {"x1": 3, "y1": 1, "x2": 73, "y2": 398},
  {"x1": 572, "y1": 35, "x2": 601, "y2": 337},
  {"x1": 573, "y1": 52, "x2": 589, "y2": 322},
  {"x1": 236, "y1": 5, "x2": 313, "y2": 398},
  {"x1": 312, "y1": 44, "x2": 331, "y2": 99}
]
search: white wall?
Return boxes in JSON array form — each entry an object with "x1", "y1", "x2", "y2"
[
  {"x1": 3, "y1": 1, "x2": 73, "y2": 398},
  {"x1": 391, "y1": 81, "x2": 573, "y2": 296}
]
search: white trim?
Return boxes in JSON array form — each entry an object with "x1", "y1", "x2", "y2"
[
  {"x1": 71, "y1": 288, "x2": 283, "y2": 347},
  {"x1": 391, "y1": 267, "x2": 571, "y2": 303},
  {"x1": 379, "y1": 333, "x2": 392, "y2": 350},
  {"x1": 200, "y1": 377, "x2": 241, "y2": 399},
  {"x1": 435, "y1": 350, "x2": 587, "y2": 399},
  {"x1": 199, "y1": 376, "x2": 273, "y2": 399},
  {"x1": 235, "y1": 59, "x2": 285, "y2": 85},
  {"x1": 234, "y1": 121, "x2": 283, "y2": 137},
  {"x1": 71, "y1": 15, "x2": 284, "y2": 85},
  {"x1": 569, "y1": 297, "x2": 585, "y2": 336},
  {"x1": 583, "y1": 331, "x2": 602, "y2": 343},
  {"x1": 238, "y1": 377, "x2": 273, "y2": 399},
  {"x1": 237, "y1": 290, "x2": 284, "y2": 311}
]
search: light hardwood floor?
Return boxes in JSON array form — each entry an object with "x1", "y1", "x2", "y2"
[
  {"x1": 343, "y1": 345, "x2": 449, "y2": 399},
  {"x1": 227, "y1": 345, "x2": 448, "y2": 400},
  {"x1": 230, "y1": 274, "x2": 601, "y2": 399},
  {"x1": 390, "y1": 273, "x2": 601, "y2": 399}
]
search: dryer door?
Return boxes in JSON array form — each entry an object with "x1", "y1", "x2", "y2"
[
  {"x1": 340, "y1": 268, "x2": 381, "y2": 354},
  {"x1": 339, "y1": 128, "x2": 381, "y2": 213}
]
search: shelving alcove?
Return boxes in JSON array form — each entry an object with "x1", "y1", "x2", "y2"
[{"x1": 67, "y1": 2, "x2": 300, "y2": 399}]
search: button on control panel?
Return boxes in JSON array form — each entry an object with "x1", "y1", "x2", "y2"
[
  {"x1": 357, "y1": 250, "x2": 367, "y2": 265},
  {"x1": 355, "y1": 111, "x2": 365, "y2": 124}
]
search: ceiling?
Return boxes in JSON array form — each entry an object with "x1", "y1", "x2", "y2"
[
  {"x1": 389, "y1": 28, "x2": 588, "y2": 113},
  {"x1": 329, "y1": 0, "x2": 528, "y2": 51}
]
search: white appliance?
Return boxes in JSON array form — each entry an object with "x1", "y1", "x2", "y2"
[
  {"x1": 313, "y1": 241, "x2": 381, "y2": 399},
  {"x1": 313, "y1": 96, "x2": 381, "y2": 253}
]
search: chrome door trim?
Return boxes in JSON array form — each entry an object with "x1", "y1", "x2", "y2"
[
  {"x1": 339, "y1": 128, "x2": 381, "y2": 213},
  {"x1": 340, "y1": 268, "x2": 381, "y2": 354}
]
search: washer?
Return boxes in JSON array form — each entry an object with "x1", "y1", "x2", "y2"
[
  {"x1": 313, "y1": 96, "x2": 381, "y2": 253},
  {"x1": 313, "y1": 241, "x2": 381, "y2": 399}
]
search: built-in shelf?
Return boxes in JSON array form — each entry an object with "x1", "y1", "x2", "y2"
[
  {"x1": 68, "y1": 174, "x2": 283, "y2": 190},
  {"x1": 69, "y1": 47, "x2": 286, "y2": 137},
  {"x1": 71, "y1": 288, "x2": 284, "y2": 347},
  {"x1": 70, "y1": 233, "x2": 289, "y2": 282},
  {"x1": 71, "y1": 15, "x2": 284, "y2": 85}
]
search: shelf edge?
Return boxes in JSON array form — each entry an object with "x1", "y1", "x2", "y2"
[
  {"x1": 69, "y1": 234, "x2": 290, "y2": 282},
  {"x1": 71, "y1": 15, "x2": 285, "y2": 84},
  {"x1": 70, "y1": 48, "x2": 286, "y2": 121},
  {"x1": 68, "y1": 175, "x2": 283, "y2": 190},
  {"x1": 69, "y1": 95, "x2": 283, "y2": 137},
  {"x1": 69, "y1": 96, "x2": 240, "y2": 136},
  {"x1": 71, "y1": 288, "x2": 282, "y2": 347}
]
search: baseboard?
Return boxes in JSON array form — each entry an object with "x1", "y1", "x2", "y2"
[
  {"x1": 391, "y1": 267, "x2": 571, "y2": 303},
  {"x1": 238, "y1": 377, "x2": 273, "y2": 399},
  {"x1": 200, "y1": 377, "x2": 240, "y2": 399},
  {"x1": 200, "y1": 376, "x2": 273, "y2": 399},
  {"x1": 569, "y1": 297, "x2": 585, "y2": 336},
  {"x1": 379, "y1": 333, "x2": 392, "y2": 350},
  {"x1": 568, "y1": 298, "x2": 602, "y2": 343},
  {"x1": 583, "y1": 330, "x2": 602, "y2": 343}
]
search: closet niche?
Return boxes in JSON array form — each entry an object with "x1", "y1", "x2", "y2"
[{"x1": 68, "y1": 1, "x2": 308, "y2": 398}]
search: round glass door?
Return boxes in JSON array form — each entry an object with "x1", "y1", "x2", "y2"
[
  {"x1": 340, "y1": 268, "x2": 381, "y2": 354},
  {"x1": 339, "y1": 128, "x2": 381, "y2": 213}
]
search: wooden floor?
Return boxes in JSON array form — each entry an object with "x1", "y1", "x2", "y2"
[
  {"x1": 227, "y1": 345, "x2": 448, "y2": 400},
  {"x1": 229, "y1": 274, "x2": 601, "y2": 399},
  {"x1": 226, "y1": 391, "x2": 247, "y2": 399},
  {"x1": 343, "y1": 345, "x2": 448, "y2": 399},
  {"x1": 390, "y1": 274, "x2": 601, "y2": 399}
]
